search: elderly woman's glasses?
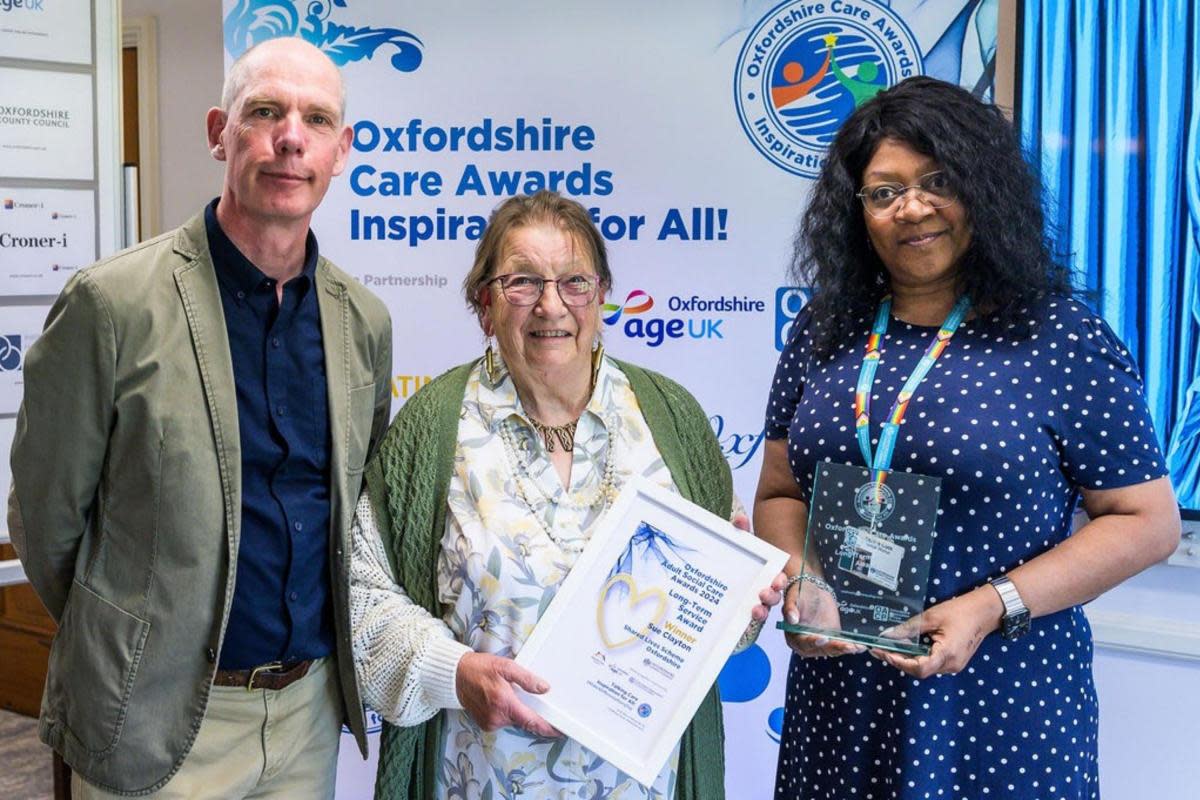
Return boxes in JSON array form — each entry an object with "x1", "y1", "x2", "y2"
[
  {"x1": 489, "y1": 273, "x2": 598, "y2": 306},
  {"x1": 857, "y1": 171, "x2": 957, "y2": 218}
]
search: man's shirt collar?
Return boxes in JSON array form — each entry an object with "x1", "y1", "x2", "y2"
[{"x1": 204, "y1": 198, "x2": 319, "y2": 300}]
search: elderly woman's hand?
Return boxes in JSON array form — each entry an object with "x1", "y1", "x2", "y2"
[
  {"x1": 456, "y1": 652, "x2": 560, "y2": 737},
  {"x1": 752, "y1": 571, "x2": 788, "y2": 622},
  {"x1": 783, "y1": 580, "x2": 865, "y2": 658},
  {"x1": 732, "y1": 514, "x2": 788, "y2": 622},
  {"x1": 870, "y1": 585, "x2": 1001, "y2": 678}
]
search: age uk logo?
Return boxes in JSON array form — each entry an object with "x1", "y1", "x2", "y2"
[
  {"x1": 602, "y1": 290, "x2": 654, "y2": 325},
  {"x1": 602, "y1": 290, "x2": 728, "y2": 348}
]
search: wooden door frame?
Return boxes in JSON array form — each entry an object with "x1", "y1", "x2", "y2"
[{"x1": 122, "y1": 16, "x2": 162, "y2": 241}]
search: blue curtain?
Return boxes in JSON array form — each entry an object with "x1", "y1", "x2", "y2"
[{"x1": 1020, "y1": 1, "x2": 1200, "y2": 507}]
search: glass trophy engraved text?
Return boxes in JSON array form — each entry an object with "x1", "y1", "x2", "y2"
[{"x1": 778, "y1": 461, "x2": 942, "y2": 656}]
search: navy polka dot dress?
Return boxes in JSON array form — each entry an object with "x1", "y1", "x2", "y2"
[{"x1": 765, "y1": 298, "x2": 1166, "y2": 800}]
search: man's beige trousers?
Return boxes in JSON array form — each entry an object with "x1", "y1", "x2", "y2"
[{"x1": 73, "y1": 658, "x2": 343, "y2": 800}]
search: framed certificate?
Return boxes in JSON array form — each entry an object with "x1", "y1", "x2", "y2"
[{"x1": 514, "y1": 477, "x2": 787, "y2": 786}]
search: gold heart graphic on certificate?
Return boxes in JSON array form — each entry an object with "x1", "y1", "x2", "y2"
[{"x1": 596, "y1": 573, "x2": 668, "y2": 650}]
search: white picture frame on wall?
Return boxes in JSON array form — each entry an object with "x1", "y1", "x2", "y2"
[
  {"x1": 0, "y1": 0, "x2": 92, "y2": 64},
  {"x1": 0, "y1": 68, "x2": 95, "y2": 181}
]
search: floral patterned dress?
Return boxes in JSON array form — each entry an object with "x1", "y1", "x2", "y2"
[{"x1": 434, "y1": 355, "x2": 682, "y2": 800}]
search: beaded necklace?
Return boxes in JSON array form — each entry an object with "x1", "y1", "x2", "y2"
[{"x1": 498, "y1": 413, "x2": 619, "y2": 554}]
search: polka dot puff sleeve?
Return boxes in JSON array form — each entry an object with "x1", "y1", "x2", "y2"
[
  {"x1": 1051, "y1": 306, "x2": 1168, "y2": 490},
  {"x1": 764, "y1": 308, "x2": 813, "y2": 440}
]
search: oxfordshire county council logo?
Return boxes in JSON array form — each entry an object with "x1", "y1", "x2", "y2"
[
  {"x1": 224, "y1": 0, "x2": 422, "y2": 73},
  {"x1": 734, "y1": 0, "x2": 922, "y2": 178}
]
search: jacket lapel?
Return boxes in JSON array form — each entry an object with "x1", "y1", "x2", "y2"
[{"x1": 172, "y1": 213, "x2": 242, "y2": 550}]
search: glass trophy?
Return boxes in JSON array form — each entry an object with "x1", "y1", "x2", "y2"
[{"x1": 778, "y1": 461, "x2": 942, "y2": 655}]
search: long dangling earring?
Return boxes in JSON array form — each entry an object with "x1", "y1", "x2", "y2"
[
  {"x1": 484, "y1": 338, "x2": 501, "y2": 385},
  {"x1": 482, "y1": 283, "x2": 502, "y2": 385},
  {"x1": 591, "y1": 338, "x2": 604, "y2": 388}
]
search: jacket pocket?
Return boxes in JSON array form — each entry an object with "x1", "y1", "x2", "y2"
[
  {"x1": 346, "y1": 382, "x2": 376, "y2": 474},
  {"x1": 46, "y1": 580, "x2": 151, "y2": 758}
]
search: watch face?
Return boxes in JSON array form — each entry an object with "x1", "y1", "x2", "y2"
[{"x1": 1002, "y1": 610, "x2": 1031, "y2": 641}]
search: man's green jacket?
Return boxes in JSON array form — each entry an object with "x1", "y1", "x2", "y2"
[{"x1": 7, "y1": 211, "x2": 392, "y2": 794}]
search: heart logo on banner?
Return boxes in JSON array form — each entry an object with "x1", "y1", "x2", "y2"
[{"x1": 596, "y1": 573, "x2": 668, "y2": 649}]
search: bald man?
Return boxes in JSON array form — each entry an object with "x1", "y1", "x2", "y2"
[{"x1": 8, "y1": 38, "x2": 391, "y2": 798}]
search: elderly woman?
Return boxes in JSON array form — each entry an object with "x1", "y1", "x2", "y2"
[
  {"x1": 755, "y1": 77, "x2": 1180, "y2": 799},
  {"x1": 351, "y1": 190, "x2": 780, "y2": 799}
]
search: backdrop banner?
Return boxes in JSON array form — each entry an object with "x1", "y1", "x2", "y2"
[{"x1": 221, "y1": 1, "x2": 997, "y2": 795}]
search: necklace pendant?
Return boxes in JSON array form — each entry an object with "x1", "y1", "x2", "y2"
[
  {"x1": 530, "y1": 417, "x2": 577, "y2": 454},
  {"x1": 556, "y1": 426, "x2": 575, "y2": 452}
]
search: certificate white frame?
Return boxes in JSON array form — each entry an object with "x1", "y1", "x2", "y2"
[{"x1": 514, "y1": 477, "x2": 787, "y2": 786}]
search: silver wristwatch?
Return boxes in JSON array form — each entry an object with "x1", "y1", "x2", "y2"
[{"x1": 989, "y1": 575, "x2": 1030, "y2": 640}]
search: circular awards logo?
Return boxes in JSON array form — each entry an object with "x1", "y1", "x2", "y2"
[
  {"x1": 733, "y1": 0, "x2": 923, "y2": 177},
  {"x1": 854, "y1": 480, "x2": 895, "y2": 524},
  {"x1": 637, "y1": 703, "x2": 653, "y2": 718}
]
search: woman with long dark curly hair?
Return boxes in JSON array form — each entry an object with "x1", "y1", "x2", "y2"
[
  {"x1": 798, "y1": 75, "x2": 1071, "y2": 358},
  {"x1": 754, "y1": 76, "x2": 1179, "y2": 799}
]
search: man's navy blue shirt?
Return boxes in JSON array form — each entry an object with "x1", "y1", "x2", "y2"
[{"x1": 205, "y1": 200, "x2": 334, "y2": 670}]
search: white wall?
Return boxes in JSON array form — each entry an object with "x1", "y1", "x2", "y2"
[
  {"x1": 121, "y1": 0, "x2": 224, "y2": 230},
  {"x1": 1089, "y1": 563, "x2": 1200, "y2": 799},
  {"x1": 1095, "y1": 648, "x2": 1199, "y2": 798}
]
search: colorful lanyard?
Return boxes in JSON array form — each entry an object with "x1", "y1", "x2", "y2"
[{"x1": 855, "y1": 295, "x2": 971, "y2": 485}]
